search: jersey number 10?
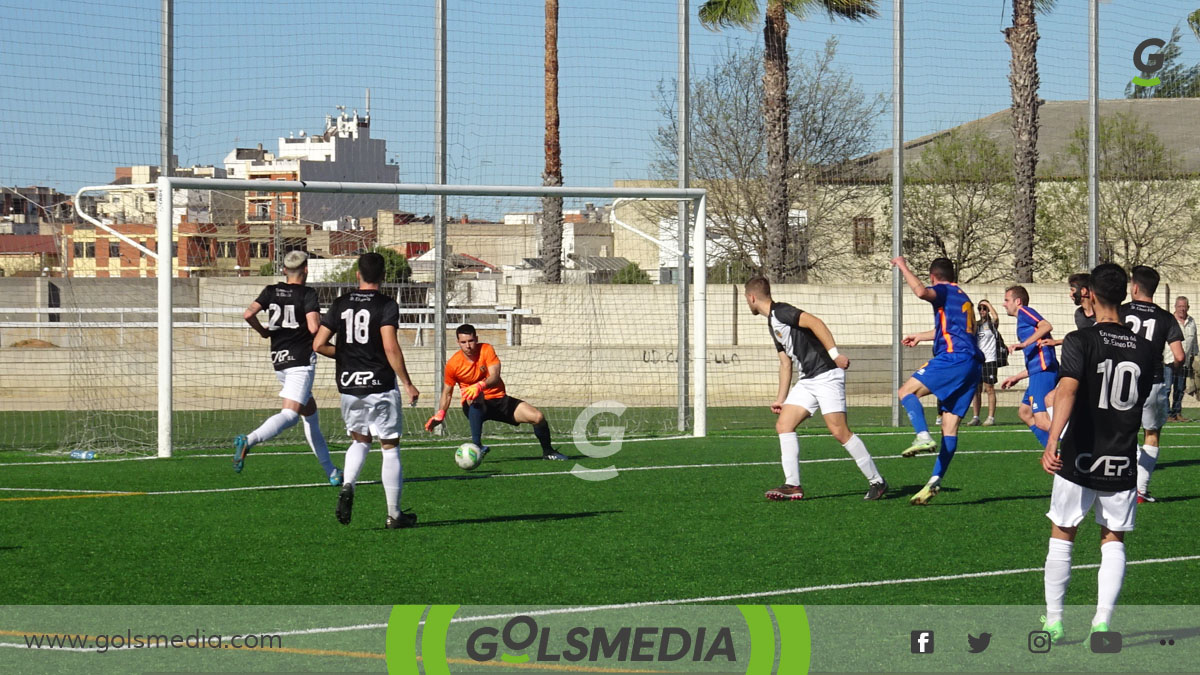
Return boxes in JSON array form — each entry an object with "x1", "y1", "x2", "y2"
[
  {"x1": 1095, "y1": 359, "x2": 1142, "y2": 411},
  {"x1": 341, "y1": 308, "x2": 371, "y2": 344}
]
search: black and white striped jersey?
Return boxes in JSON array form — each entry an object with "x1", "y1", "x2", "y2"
[
  {"x1": 768, "y1": 302, "x2": 836, "y2": 380},
  {"x1": 320, "y1": 289, "x2": 400, "y2": 395},
  {"x1": 254, "y1": 283, "x2": 320, "y2": 371}
]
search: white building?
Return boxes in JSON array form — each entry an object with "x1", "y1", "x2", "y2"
[{"x1": 223, "y1": 103, "x2": 399, "y2": 230}]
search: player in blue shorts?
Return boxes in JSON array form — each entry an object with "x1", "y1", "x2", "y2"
[
  {"x1": 892, "y1": 256, "x2": 983, "y2": 505},
  {"x1": 1000, "y1": 286, "x2": 1058, "y2": 448}
]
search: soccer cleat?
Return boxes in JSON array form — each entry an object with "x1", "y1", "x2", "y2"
[
  {"x1": 935, "y1": 416, "x2": 943, "y2": 426},
  {"x1": 967, "y1": 417, "x2": 982, "y2": 426},
  {"x1": 909, "y1": 482, "x2": 940, "y2": 505},
  {"x1": 386, "y1": 510, "x2": 418, "y2": 529},
  {"x1": 765, "y1": 484, "x2": 804, "y2": 501},
  {"x1": 335, "y1": 485, "x2": 354, "y2": 525},
  {"x1": 1040, "y1": 616, "x2": 1064, "y2": 644},
  {"x1": 329, "y1": 468, "x2": 344, "y2": 487},
  {"x1": 478, "y1": 446, "x2": 490, "y2": 461},
  {"x1": 542, "y1": 450, "x2": 568, "y2": 461},
  {"x1": 1090, "y1": 622, "x2": 1109, "y2": 636},
  {"x1": 901, "y1": 438, "x2": 938, "y2": 458},
  {"x1": 232, "y1": 435, "x2": 249, "y2": 473},
  {"x1": 864, "y1": 479, "x2": 888, "y2": 501},
  {"x1": 982, "y1": 417, "x2": 995, "y2": 426},
  {"x1": 1137, "y1": 490, "x2": 1156, "y2": 504}
]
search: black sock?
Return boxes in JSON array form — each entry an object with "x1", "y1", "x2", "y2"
[
  {"x1": 466, "y1": 403, "x2": 486, "y2": 447},
  {"x1": 533, "y1": 421, "x2": 554, "y2": 453}
]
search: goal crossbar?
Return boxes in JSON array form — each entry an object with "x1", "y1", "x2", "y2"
[{"x1": 75, "y1": 177, "x2": 708, "y2": 457}]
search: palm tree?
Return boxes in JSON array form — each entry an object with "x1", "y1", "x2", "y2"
[
  {"x1": 699, "y1": 0, "x2": 878, "y2": 282},
  {"x1": 1004, "y1": 0, "x2": 1056, "y2": 282},
  {"x1": 542, "y1": 0, "x2": 564, "y2": 283}
]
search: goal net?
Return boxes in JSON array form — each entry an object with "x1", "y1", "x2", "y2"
[{"x1": 0, "y1": 180, "x2": 706, "y2": 457}]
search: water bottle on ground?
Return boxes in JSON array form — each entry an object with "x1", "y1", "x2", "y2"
[{"x1": 69, "y1": 450, "x2": 96, "y2": 460}]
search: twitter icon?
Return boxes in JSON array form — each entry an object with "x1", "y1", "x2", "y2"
[{"x1": 967, "y1": 633, "x2": 992, "y2": 653}]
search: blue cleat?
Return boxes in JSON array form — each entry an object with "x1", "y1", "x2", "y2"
[
  {"x1": 232, "y1": 435, "x2": 249, "y2": 473},
  {"x1": 329, "y1": 468, "x2": 344, "y2": 487},
  {"x1": 478, "y1": 446, "x2": 490, "y2": 461},
  {"x1": 543, "y1": 450, "x2": 568, "y2": 461}
]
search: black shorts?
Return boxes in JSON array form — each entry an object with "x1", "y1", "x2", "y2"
[
  {"x1": 981, "y1": 361, "x2": 998, "y2": 385},
  {"x1": 463, "y1": 395, "x2": 524, "y2": 426}
]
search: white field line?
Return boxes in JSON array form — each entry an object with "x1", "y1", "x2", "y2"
[
  {"x1": 0, "y1": 448, "x2": 1048, "y2": 496},
  {"x1": 7, "y1": 443, "x2": 1200, "y2": 496},
  {"x1": 0, "y1": 424, "x2": 1102, "y2": 468},
  {"x1": 9, "y1": 554, "x2": 1195, "y2": 651}
]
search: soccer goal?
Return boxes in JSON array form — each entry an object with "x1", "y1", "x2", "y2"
[{"x1": 0, "y1": 178, "x2": 707, "y2": 458}]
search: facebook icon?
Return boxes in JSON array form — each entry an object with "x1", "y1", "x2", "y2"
[{"x1": 911, "y1": 630, "x2": 935, "y2": 654}]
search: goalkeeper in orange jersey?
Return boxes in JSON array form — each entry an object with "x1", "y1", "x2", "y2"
[{"x1": 425, "y1": 324, "x2": 568, "y2": 461}]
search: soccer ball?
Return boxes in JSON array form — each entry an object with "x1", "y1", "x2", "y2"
[{"x1": 455, "y1": 443, "x2": 483, "y2": 470}]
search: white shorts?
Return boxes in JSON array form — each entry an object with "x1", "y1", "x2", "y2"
[
  {"x1": 340, "y1": 389, "x2": 403, "y2": 440},
  {"x1": 1046, "y1": 474, "x2": 1137, "y2": 532},
  {"x1": 1142, "y1": 382, "x2": 1168, "y2": 431},
  {"x1": 275, "y1": 359, "x2": 316, "y2": 404},
  {"x1": 783, "y1": 368, "x2": 847, "y2": 415}
]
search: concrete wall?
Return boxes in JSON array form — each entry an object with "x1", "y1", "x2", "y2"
[{"x1": 5, "y1": 280, "x2": 1200, "y2": 415}]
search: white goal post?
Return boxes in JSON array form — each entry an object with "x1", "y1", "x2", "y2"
[{"x1": 73, "y1": 177, "x2": 708, "y2": 458}]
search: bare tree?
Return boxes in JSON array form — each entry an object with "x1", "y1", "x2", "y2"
[
  {"x1": 890, "y1": 129, "x2": 1014, "y2": 283},
  {"x1": 1038, "y1": 112, "x2": 1200, "y2": 277},
  {"x1": 654, "y1": 40, "x2": 885, "y2": 281}
]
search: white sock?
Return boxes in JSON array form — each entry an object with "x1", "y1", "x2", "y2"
[
  {"x1": 381, "y1": 446, "x2": 403, "y2": 520},
  {"x1": 842, "y1": 434, "x2": 881, "y2": 483},
  {"x1": 1044, "y1": 538, "x2": 1074, "y2": 623},
  {"x1": 1094, "y1": 541, "x2": 1126, "y2": 626},
  {"x1": 779, "y1": 432, "x2": 800, "y2": 486},
  {"x1": 246, "y1": 409, "x2": 300, "y2": 448},
  {"x1": 302, "y1": 411, "x2": 336, "y2": 476},
  {"x1": 1137, "y1": 445, "x2": 1159, "y2": 493},
  {"x1": 343, "y1": 441, "x2": 370, "y2": 488},
  {"x1": 917, "y1": 430, "x2": 934, "y2": 443}
]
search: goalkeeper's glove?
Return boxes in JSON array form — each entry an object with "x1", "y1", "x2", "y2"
[
  {"x1": 424, "y1": 409, "x2": 445, "y2": 432},
  {"x1": 462, "y1": 382, "x2": 484, "y2": 404}
]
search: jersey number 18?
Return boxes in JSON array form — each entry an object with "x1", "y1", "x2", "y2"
[{"x1": 341, "y1": 308, "x2": 370, "y2": 344}]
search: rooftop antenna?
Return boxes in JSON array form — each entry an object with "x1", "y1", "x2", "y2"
[{"x1": 366, "y1": 88, "x2": 371, "y2": 119}]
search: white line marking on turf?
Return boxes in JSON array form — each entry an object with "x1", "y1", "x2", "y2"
[
  {"x1": 4, "y1": 554, "x2": 1195, "y2": 648},
  {"x1": 444, "y1": 554, "x2": 1200, "y2": 624},
  {"x1": 4, "y1": 445, "x2": 1195, "y2": 498},
  {"x1": 0, "y1": 642, "x2": 94, "y2": 652}
]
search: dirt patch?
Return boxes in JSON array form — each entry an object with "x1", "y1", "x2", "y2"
[{"x1": 9, "y1": 339, "x2": 58, "y2": 348}]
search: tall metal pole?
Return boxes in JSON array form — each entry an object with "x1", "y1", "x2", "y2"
[
  {"x1": 434, "y1": 0, "x2": 448, "y2": 406},
  {"x1": 1087, "y1": 0, "x2": 1099, "y2": 268},
  {"x1": 156, "y1": 177, "x2": 173, "y2": 457},
  {"x1": 891, "y1": 0, "x2": 904, "y2": 427},
  {"x1": 677, "y1": 0, "x2": 690, "y2": 433},
  {"x1": 161, "y1": 0, "x2": 173, "y2": 176}
]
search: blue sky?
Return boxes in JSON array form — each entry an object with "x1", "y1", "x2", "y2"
[{"x1": 2, "y1": 0, "x2": 1196, "y2": 205}]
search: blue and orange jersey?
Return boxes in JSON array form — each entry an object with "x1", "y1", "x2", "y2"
[
  {"x1": 1016, "y1": 305, "x2": 1058, "y2": 373},
  {"x1": 928, "y1": 283, "x2": 979, "y2": 360}
]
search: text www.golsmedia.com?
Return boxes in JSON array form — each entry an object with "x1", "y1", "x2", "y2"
[{"x1": 23, "y1": 630, "x2": 282, "y2": 653}]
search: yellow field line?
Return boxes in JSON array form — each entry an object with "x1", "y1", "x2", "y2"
[
  {"x1": 0, "y1": 493, "x2": 144, "y2": 502},
  {"x1": 0, "y1": 629, "x2": 672, "y2": 671}
]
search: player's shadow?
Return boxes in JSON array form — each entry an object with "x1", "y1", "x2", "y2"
[
  {"x1": 1118, "y1": 626, "x2": 1200, "y2": 648},
  {"x1": 950, "y1": 492, "x2": 1045, "y2": 506},
  {"x1": 406, "y1": 472, "x2": 498, "y2": 483},
  {"x1": 1159, "y1": 458, "x2": 1200, "y2": 470},
  {"x1": 0, "y1": 546, "x2": 22, "y2": 552},
  {"x1": 400, "y1": 510, "x2": 619, "y2": 529}
]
